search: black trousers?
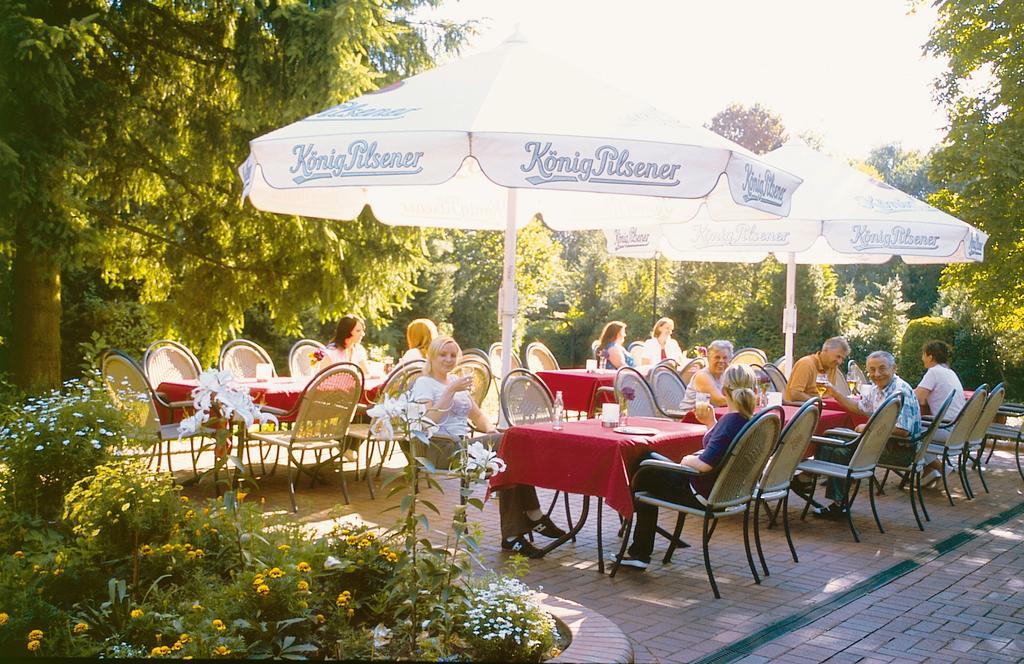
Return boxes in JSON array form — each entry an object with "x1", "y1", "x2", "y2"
[{"x1": 627, "y1": 451, "x2": 704, "y2": 561}]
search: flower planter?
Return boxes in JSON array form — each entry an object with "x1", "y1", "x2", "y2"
[{"x1": 537, "y1": 593, "x2": 632, "y2": 663}]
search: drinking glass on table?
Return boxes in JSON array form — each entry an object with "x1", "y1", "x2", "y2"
[
  {"x1": 846, "y1": 377, "x2": 859, "y2": 395},
  {"x1": 694, "y1": 392, "x2": 712, "y2": 420},
  {"x1": 815, "y1": 373, "x2": 829, "y2": 398}
]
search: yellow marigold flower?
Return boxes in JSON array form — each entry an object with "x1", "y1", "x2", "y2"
[
  {"x1": 53, "y1": 568, "x2": 63, "y2": 576},
  {"x1": 236, "y1": 491, "x2": 248, "y2": 502},
  {"x1": 27, "y1": 629, "x2": 43, "y2": 640},
  {"x1": 13, "y1": 551, "x2": 24, "y2": 559},
  {"x1": 183, "y1": 543, "x2": 193, "y2": 551},
  {"x1": 27, "y1": 640, "x2": 40, "y2": 652},
  {"x1": 72, "y1": 622, "x2": 89, "y2": 635},
  {"x1": 191, "y1": 604, "x2": 204, "y2": 612},
  {"x1": 211, "y1": 619, "x2": 225, "y2": 631},
  {"x1": 339, "y1": 528, "x2": 350, "y2": 536},
  {"x1": 277, "y1": 544, "x2": 290, "y2": 552},
  {"x1": 202, "y1": 523, "x2": 211, "y2": 530},
  {"x1": 346, "y1": 535, "x2": 359, "y2": 546},
  {"x1": 297, "y1": 600, "x2": 308, "y2": 609},
  {"x1": 335, "y1": 591, "x2": 351, "y2": 607},
  {"x1": 171, "y1": 641, "x2": 183, "y2": 651},
  {"x1": 296, "y1": 561, "x2": 311, "y2": 572},
  {"x1": 161, "y1": 544, "x2": 174, "y2": 553},
  {"x1": 267, "y1": 567, "x2": 284, "y2": 578},
  {"x1": 296, "y1": 580, "x2": 309, "y2": 592},
  {"x1": 212, "y1": 645, "x2": 232, "y2": 657},
  {"x1": 178, "y1": 633, "x2": 190, "y2": 643},
  {"x1": 130, "y1": 609, "x2": 144, "y2": 619},
  {"x1": 0, "y1": 612, "x2": 9, "y2": 625},
  {"x1": 251, "y1": 575, "x2": 265, "y2": 586},
  {"x1": 255, "y1": 584, "x2": 270, "y2": 596},
  {"x1": 31, "y1": 564, "x2": 41, "y2": 573},
  {"x1": 184, "y1": 509, "x2": 196, "y2": 520},
  {"x1": 150, "y1": 645, "x2": 171, "y2": 656},
  {"x1": 180, "y1": 495, "x2": 189, "y2": 503},
  {"x1": 140, "y1": 544, "x2": 154, "y2": 556}
]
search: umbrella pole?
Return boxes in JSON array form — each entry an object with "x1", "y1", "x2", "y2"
[
  {"x1": 652, "y1": 252, "x2": 660, "y2": 328},
  {"x1": 783, "y1": 252, "x2": 797, "y2": 374},
  {"x1": 498, "y1": 189, "x2": 518, "y2": 428}
]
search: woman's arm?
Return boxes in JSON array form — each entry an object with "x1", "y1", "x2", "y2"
[
  {"x1": 914, "y1": 386, "x2": 931, "y2": 408},
  {"x1": 607, "y1": 345, "x2": 627, "y2": 369},
  {"x1": 693, "y1": 372, "x2": 727, "y2": 406},
  {"x1": 468, "y1": 402, "x2": 496, "y2": 434},
  {"x1": 679, "y1": 453, "x2": 713, "y2": 473}
]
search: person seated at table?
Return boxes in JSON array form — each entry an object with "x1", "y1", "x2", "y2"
[
  {"x1": 677, "y1": 339, "x2": 733, "y2": 412},
  {"x1": 324, "y1": 314, "x2": 371, "y2": 377},
  {"x1": 400, "y1": 318, "x2": 438, "y2": 364},
  {"x1": 640, "y1": 317, "x2": 685, "y2": 366},
  {"x1": 811, "y1": 350, "x2": 921, "y2": 518},
  {"x1": 597, "y1": 321, "x2": 636, "y2": 370},
  {"x1": 409, "y1": 336, "x2": 565, "y2": 557},
  {"x1": 914, "y1": 340, "x2": 965, "y2": 484},
  {"x1": 617, "y1": 364, "x2": 757, "y2": 569},
  {"x1": 784, "y1": 336, "x2": 851, "y2": 402}
]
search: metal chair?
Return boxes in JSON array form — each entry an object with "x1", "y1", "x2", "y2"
[
  {"x1": 220, "y1": 339, "x2": 276, "y2": 379},
  {"x1": 984, "y1": 401, "x2": 1024, "y2": 481},
  {"x1": 611, "y1": 408, "x2": 782, "y2": 598},
  {"x1": 649, "y1": 363, "x2": 687, "y2": 419},
  {"x1": 614, "y1": 367, "x2": 670, "y2": 419},
  {"x1": 797, "y1": 393, "x2": 903, "y2": 542},
  {"x1": 487, "y1": 342, "x2": 522, "y2": 378},
  {"x1": 875, "y1": 391, "x2": 955, "y2": 531},
  {"x1": 248, "y1": 364, "x2": 365, "y2": 510},
  {"x1": 525, "y1": 341, "x2": 560, "y2": 372},
  {"x1": 143, "y1": 340, "x2": 202, "y2": 384},
  {"x1": 288, "y1": 339, "x2": 327, "y2": 379},
  {"x1": 730, "y1": 348, "x2": 768, "y2": 367},
  {"x1": 752, "y1": 398, "x2": 821, "y2": 575},
  {"x1": 350, "y1": 359, "x2": 425, "y2": 479},
  {"x1": 961, "y1": 383, "x2": 1005, "y2": 497},
  {"x1": 925, "y1": 386, "x2": 988, "y2": 506},
  {"x1": 847, "y1": 360, "x2": 868, "y2": 387},
  {"x1": 679, "y1": 357, "x2": 706, "y2": 386},
  {"x1": 101, "y1": 349, "x2": 193, "y2": 473},
  {"x1": 773, "y1": 355, "x2": 789, "y2": 376},
  {"x1": 757, "y1": 363, "x2": 788, "y2": 394},
  {"x1": 455, "y1": 354, "x2": 493, "y2": 409},
  {"x1": 462, "y1": 347, "x2": 491, "y2": 365},
  {"x1": 500, "y1": 368, "x2": 554, "y2": 425}
]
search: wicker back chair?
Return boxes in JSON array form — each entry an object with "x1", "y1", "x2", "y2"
[
  {"x1": 220, "y1": 339, "x2": 276, "y2": 379},
  {"x1": 730, "y1": 348, "x2": 768, "y2": 367},
  {"x1": 455, "y1": 354, "x2": 493, "y2": 408},
  {"x1": 757, "y1": 363, "x2": 788, "y2": 393},
  {"x1": 143, "y1": 340, "x2": 202, "y2": 385},
  {"x1": 773, "y1": 355, "x2": 789, "y2": 376},
  {"x1": 925, "y1": 386, "x2": 987, "y2": 507},
  {"x1": 288, "y1": 339, "x2": 327, "y2": 379},
  {"x1": 500, "y1": 369, "x2": 554, "y2": 425},
  {"x1": 679, "y1": 357, "x2": 706, "y2": 386},
  {"x1": 612, "y1": 408, "x2": 782, "y2": 598},
  {"x1": 249, "y1": 364, "x2": 364, "y2": 510},
  {"x1": 525, "y1": 341, "x2": 559, "y2": 373},
  {"x1": 613, "y1": 367, "x2": 667, "y2": 419},
  {"x1": 487, "y1": 342, "x2": 522, "y2": 378},
  {"x1": 847, "y1": 360, "x2": 868, "y2": 387},
  {"x1": 649, "y1": 363, "x2": 687, "y2": 418},
  {"x1": 962, "y1": 383, "x2": 1005, "y2": 497}
]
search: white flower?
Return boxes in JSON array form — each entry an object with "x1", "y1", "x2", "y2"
[
  {"x1": 371, "y1": 624, "x2": 392, "y2": 649},
  {"x1": 177, "y1": 413, "x2": 206, "y2": 439},
  {"x1": 465, "y1": 441, "x2": 506, "y2": 476},
  {"x1": 323, "y1": 555, "x2": 343, "y2": 569}
]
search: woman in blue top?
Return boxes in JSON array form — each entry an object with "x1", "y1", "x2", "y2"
[
  {"x1": 597, "y1": 320, "x2": 636, "y2": 370},
  {"x1": 617, "y1": 364, "x2": 758, "y2": 569}
]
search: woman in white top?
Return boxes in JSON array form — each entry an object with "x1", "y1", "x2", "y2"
[
  {"x1": 410, "y1": 336, "x2": 565, "y2": 557},
  {"x1": 324, "y1": 314, "x2": 370, "y2": 377},
  {"x1": 641, "y1": 317, "x2": 685, "y2": 366},
  {"x1": 677, "y1": 340, "x2": 734, "y2": 412},
  {"x1": 399, "y1": 318, "x2": 437, "y2": 364},
  {"x1": 916, "y1": 340, "x2": 966, "y2": 485}
]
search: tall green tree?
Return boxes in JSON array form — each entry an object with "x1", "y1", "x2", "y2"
[
  {"x1": 0, "y1": 0, "x2": 471, "y2": 386},
  {"x1": 925, "y1": 0, "x2": 1024, "y2": 358},
  {"x1": 706, "y1": 102, "x2": 789, "y2": 155}
]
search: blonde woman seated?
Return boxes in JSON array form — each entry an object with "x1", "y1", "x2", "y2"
[
  {"x1": 324, "y1": 314, "x2": 370, "y2": 377},
  {"x1": 410, "y1": 336, "x2": 565, "y2": 557},
  {"x1": 400, "y1": 318, "x2": 438, "y2": 364},
  {"x1": 641, "y1": 317, "x2": 685, "y2": 366}
]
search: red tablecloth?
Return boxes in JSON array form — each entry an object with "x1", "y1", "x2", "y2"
[
  {"x1": 156, "y1": 377, "x2": 310, "y2": 423},
  {"x1": 680, "y1": 404, "x2": 853, "y2": 432},
  {"x1": 537, "y1": 369, "x2": 616, "y2": 415},
  {"x1": 489, "y1": 417, "x2": 707, "y2": 517}
]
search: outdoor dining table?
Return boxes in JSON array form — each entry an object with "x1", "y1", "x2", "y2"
[{"x1": 536, "y1": 369, "x2": 617, "y2": 417}]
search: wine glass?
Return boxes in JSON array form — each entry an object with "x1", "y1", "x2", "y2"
[
  {"x1": 846, "y1": 378, "x2": 859, "y2": 395},
  {"x1": 815, "y1": 373, "x2": 829, "y2": 398}
]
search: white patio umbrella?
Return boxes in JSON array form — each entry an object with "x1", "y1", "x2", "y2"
[
  {"x1": 238, "y1": 32, "x2": 802, "y2": 391},
  {"x1": 605, "y1": 140, "x2": 988, "y2": 369}
]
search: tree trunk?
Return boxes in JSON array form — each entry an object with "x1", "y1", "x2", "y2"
[{"x1": 11, "y1": 222, "x2": 62, "y2": 390}]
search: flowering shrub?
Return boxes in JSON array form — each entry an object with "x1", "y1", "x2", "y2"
[
  {"x1": 459, "y1": 576, "x2": 558, "y2": 662},
  {"x1": 0, "y1": 379, "x2": 132, "y2": 518}
]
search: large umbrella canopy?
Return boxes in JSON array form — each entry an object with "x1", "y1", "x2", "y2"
[
  {"x1": 239, "y1": 32, "x2": 802, "y2": 387},
  {"x1": 605, "y1": 140, "x2": 988, "y2": 368}
]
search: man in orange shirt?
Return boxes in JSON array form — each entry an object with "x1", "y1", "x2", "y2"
[{"x1": 784, "y1": 337, "x2": 851, "y2": 402}]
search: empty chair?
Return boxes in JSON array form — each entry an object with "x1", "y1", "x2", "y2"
[
  {"x1": 288, "y1": 339, "x2": 327, "y2": 379},
  {"x1": 649, "y1": 363, "x2": 687, "y2": 418},
  {"x1": 752, "y1": 399, "x2": 821, "y2": 576},
  {"x1": 962, "y1": 383, "x2": 1005, "y2": 497},
  {"x1": 847, "y1": 360, "x2": 868, "y2": 387},
  {"x1": 350, "y1": 359, "x2": 425, "y2": 478},
  {"x1": 875, "y1": 391, "x2": 955, "y2": 531},
  {"x1": 773, "y1": 355, "x2": 789, "y2": 376},
  {"x1": 984, "y1": 401, "x2": 1024, "y2": 481},
  {"x1": 462, "y1": 347, "x2": 491, "y2": 365},
  {"x1": 525, "y1": 341, "x2": 560, "y2": 373},
  {"x1": 730, "y1": 348, "x2": 768, "y2": 367},
  {"x1": 101, "y1": 349, "x2": 194, "y2": 473},
  {"x1": 248, "y1": 364, "x2": 365, "y2": 510},
  {"x1": 611, "y1": 408, "x2": 782, "y2": 598},
  {"x1": 757, "y1": 363, "x2": 788, "y2": 394},
  {"x1": 487, "y1": 342, "x2": 522, "y2": 378},
  {"x1": 797, "y1": 393, "x2": 903, "y2": 542},
  {"x1": 614, "y1": 367, "x2": 669, "y2": 419},
  {"x1": 143, "y1": 340, "x2": 202, "y2": 384},
  {"x1": 678, "y1": 357, "x2": 706, "y2": 386},
  {"x1": 455, "y1": 354, "x2": 493, "y2": 409},
  {"x1": 500, "y1": 368, "x2": 555, "y2": 425},
  {"x1": 925, "y1": 387, "x2": 988, "y2": 506},
  {"x1": 220, "y1": 339, "x2": 276, "y2": 379}
]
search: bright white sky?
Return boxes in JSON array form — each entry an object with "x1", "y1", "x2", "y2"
[{"x1": 421, "y1": 0, "x2": 947, "y2": 160}]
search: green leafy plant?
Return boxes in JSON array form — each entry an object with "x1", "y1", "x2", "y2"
[{"x1": 458, "y1": 575, "x2": 558, "y2": 662}]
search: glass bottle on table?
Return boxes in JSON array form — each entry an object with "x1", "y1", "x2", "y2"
[{"x1": 552, "y1": 390, "x2": 565, "y2": 430}]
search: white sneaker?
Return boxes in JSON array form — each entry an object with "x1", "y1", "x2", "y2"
[
  {"x1": 921, "y1": 469, "x2": 941, "y2": 488},
  {"x1": 615, "y1": 556, "x2": 649, "y2": 570}
]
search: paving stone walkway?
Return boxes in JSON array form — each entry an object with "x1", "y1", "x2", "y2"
[{"x1": 175, "y1": 438, "x2": 1024, "y2": 663}]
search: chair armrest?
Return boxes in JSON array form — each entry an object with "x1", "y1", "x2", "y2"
[
  {"x1": 811, "y1": 434, "x2": 857, "y2": 447},
  {"x1": 638, "y1": 459, "x2": 703, "y2": 475},
  {"x1": 260, "y1": 405, "x2": 289, "y2": 416},
  {"x1": 167, "y1": 400, "x2": 193, "y2": 409},
  {"x1": 595, "y1": 386, "x2": 615, "y2": 398},
  {"x1": 823, "y1": 427, "x2": 858, "y2": 439}
]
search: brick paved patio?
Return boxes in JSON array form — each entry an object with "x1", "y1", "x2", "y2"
[{"x1": 176, "y1": 438, "x2": 1024, "y2": 663}]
